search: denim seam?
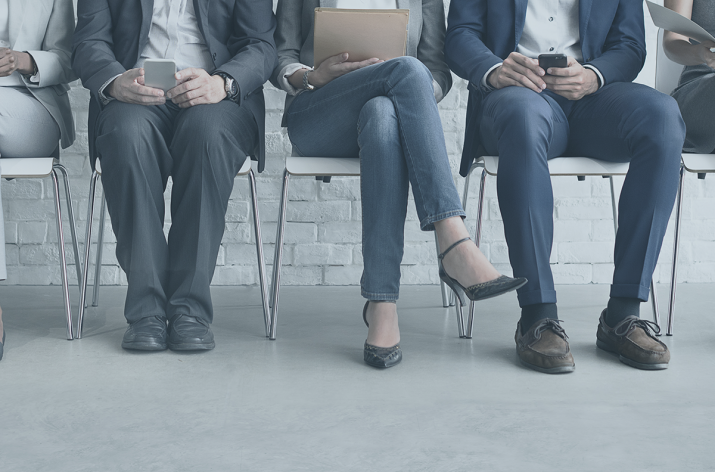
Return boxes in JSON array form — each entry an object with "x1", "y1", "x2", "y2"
[
  {"x1": 420, "y1": 209, "x2": 466, "y2": 231},
  {"x1": 361, "y1": 288, "x2": 399, "y2": 301}
]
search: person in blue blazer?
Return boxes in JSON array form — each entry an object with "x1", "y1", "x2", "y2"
[
  {"x1": 445, "y1": 0, "x2": 685, "y2": 373},
  {"x1": 72, "y1": 0, "x2": 277, "y2": 352}
]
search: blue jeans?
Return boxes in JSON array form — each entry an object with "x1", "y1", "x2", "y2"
[
  {"x1": 479, "y1": 83, "x2": 685, "y2": 307},
  {"x1": 285, "y1": 57, "x2": 465, "y2": 300}
]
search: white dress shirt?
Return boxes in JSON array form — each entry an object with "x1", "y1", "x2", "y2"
[
  {"x1": 100, "y1": 0, "x2": 214, "y2": 102},
  {"x1": 0, "y1": 1, "x2": 23, "y2": 86},
  {"x1": 481, "y1": 0, "x2": 604, "y2": 90}
]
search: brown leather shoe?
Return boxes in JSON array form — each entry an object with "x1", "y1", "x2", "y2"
[
  {"x1": 515, "y1": 319, "x2": 575, "y2": 374},
  {"x1": 596, "y1": 311, "x2": 670, "y2": 370}
]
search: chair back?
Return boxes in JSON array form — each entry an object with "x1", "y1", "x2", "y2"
[{"x1": 655, "y1": 28, "x2": 685, "y2": 94}]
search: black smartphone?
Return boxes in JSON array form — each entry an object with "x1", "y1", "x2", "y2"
[{"x1": 538, "y1": 54, "x2": 567, "y2": 71}]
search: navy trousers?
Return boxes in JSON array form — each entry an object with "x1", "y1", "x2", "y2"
[{"x1": 479, "y1": 83, "x2": 685, "y2": 307}]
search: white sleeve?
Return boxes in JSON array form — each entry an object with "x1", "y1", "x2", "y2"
[
  {"x1": 481, "y1": 62, "x2": 502, "y2": 91},
  {"x1": 583, "y1": 64, "x2": 605, "y2": 88},
  {"x1": 277, "y1": 63, "x2": 313, "y2": 96}
]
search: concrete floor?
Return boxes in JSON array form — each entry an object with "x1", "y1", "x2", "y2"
[{"x1": 0, "y1": 283, "x2": 713, "y2": 472}]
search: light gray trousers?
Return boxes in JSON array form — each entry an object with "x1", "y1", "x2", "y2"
[{"x1": 0, "y1": 86, "x2": 61, "y2": 280}]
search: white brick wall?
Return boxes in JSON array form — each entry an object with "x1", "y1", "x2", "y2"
[{"x1": 2, "y1": 1, "x2": 712, "y2": 287}]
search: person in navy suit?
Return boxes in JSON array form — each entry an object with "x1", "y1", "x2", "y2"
[{"x1": 445, "y1": 0, "x2": 685, "y2": 373}]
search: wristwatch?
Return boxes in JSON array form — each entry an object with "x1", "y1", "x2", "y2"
[
  {"x1": 213, "y1": 71, "x2": 239, "y2": 103},
  {"x1": 303, "y1": 70, "x2": 315, "y2": 91}
]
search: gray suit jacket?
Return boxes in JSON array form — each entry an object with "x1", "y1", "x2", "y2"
[
  {"x1": 271, "y1": 0, "x2": 452, "y2": 117},
  {"x1": 6, "y1": 0, "x2": 77, "y2": 149}
]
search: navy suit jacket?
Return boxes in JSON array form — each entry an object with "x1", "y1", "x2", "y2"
[
  {"x1": 445, "y1": 0, "x2": 646, "y2": 176},
  {"x1": 72, "y1": 0, "x2": 277, "y2": 171}
]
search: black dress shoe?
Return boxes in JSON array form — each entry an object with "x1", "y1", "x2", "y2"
[
  {"x1": 168, "y1": 315, "x2": 215, "y2": 351},
  {"x1": 121, "y1": 316, "x2": 168, "y2": 351},
  {"x1": 362, "y1": 302, "x2": 402, "y2": 369}
]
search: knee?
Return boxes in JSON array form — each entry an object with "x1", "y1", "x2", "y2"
[
  {"x1": 96, "y1": 103, "x2": 160, "y2": 155},
  {"x1": 388, "y1": 56, "x2": 433, "y2": 87},
  {"x1": 489, "y1": 89, "x2": 555, "y2": 139},
  {"x1": 630, "y1": 91, "x2": 686, "y2": 154},
  {"x1": 359, "y1": 97, "x2": 398, "y2": 134}
]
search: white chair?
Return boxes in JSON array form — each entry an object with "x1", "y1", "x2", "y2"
[
  {"x1": 459, "y1": 155, "x2": 661, "y2": 339},
  {"x1": 268, "y1": 156, "x2": 460, "y2": 341},
  {"x1": 655, "y1": 28, "x2": 714, "y2": 335},
  {"x1": 0, "y1": 158, "x2": 82, "y2": 340},
  {"x1": 75, "y1": 158, "x2": 271, "y2": 339}
]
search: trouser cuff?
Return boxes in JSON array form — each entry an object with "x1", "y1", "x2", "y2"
[
  {"x1": 610, "y1": 283, "x2": 650, "y2": 302},
  {"x1": 517, "y1": 289, "x2": 557, "y2": 308}
]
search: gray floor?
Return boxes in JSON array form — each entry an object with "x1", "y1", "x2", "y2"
[{"x1": 0, "y1": 284, "x2": 713, "y2": 472}]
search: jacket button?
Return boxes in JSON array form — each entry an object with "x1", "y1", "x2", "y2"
[{"x1": 212, "y1": 53, "x2": 217, "y2": 60}]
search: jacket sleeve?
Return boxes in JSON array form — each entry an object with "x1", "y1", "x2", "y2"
[
  {"x1": 418, "y1": 0, "x2": 452, "y2": 101},
  {"x1": 214, "y1": 0, "x2": 278, "y2": 105},
  {"x1": 584, "y1": 0, "x2": 646, "y2": 85},
  {"x1": 72, "y1": 0, "x2": 127, "y2": 101},
  {"x1": 24, "y1": 0, "x2": 77, "y2": 88},
  {"x1": 270, "y1": 0, "x2": 306, "y2": 90},
  {"x1": 444, "y1": 0, "x2": 502, "y2": 87}
]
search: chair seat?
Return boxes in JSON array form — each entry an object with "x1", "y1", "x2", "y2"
[
  {"x1": 482, "y1": 155, "x2": 631, "y2": 177},
  {"x1": 682, "y1": 154, "x2": 715, "y2": 174},
  {"x1": 94, "y1": 157, "x2": 252, "y2": 176},
  {"x1": 286, "y1": 156, "x2": 360, "y2": 176},
  {"x1": 0, "y1": 158, "x2": 55, "y2": 178}
]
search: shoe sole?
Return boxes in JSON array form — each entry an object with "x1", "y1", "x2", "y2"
[
  {"x1": 168, "y1": 342, "x2": 215, "y2": 351},
  {"x1": 596, "y1": 339, "x2": 669, "y2": 370},
  {"x1": 518, "y1": 357, "x2": 575, "y2": 374},
  {"x1": 121, "y1": 341, "x2": 167, "y2": 351}
]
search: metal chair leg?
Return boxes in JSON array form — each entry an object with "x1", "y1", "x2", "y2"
[
  {"x1": 51, "y1": 169, "x2": 73, "y2": 340},
  {"x1": 91, "y1": 192, "x2": 106, "y2": 307},
  {"x1": 77, "y1": 170, "x2": 99, "y2": 339},
  {"x1": 650, "y1": 278, "x2": 660, "y2": 327},
  {"x1": 248, "y1": 169, "x2": 271, "y2": 338},
  {"x1": 269, "y1": 169, "x2": 290, "y2": 340},
  {"x1": 466, "y1": 168, "x2": 488, "y2": 339},
  {"x1": 667, "y1": 166, "x2": 685, "y2": 336},
  {"x1": 53, "y1": 164, "x2": 82, "y2": 289}
]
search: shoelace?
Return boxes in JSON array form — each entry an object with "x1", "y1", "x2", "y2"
[
  {"x1": 532, "y1": 319, "x2": 568, "y2": 341},
  {"x1": 613, "y1": 317, "x2": 661, "y2": 337}
]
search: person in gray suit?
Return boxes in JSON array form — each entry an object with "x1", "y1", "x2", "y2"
[
  {"x1": 72, "y1": 0, "x2": 277, "y2": 352},
  {"x1": 0, "y1": 0, "x2": 77, "y2": 361},
  {"x1": 273, "y1": 0, "x2": 526, "y2": 369}
]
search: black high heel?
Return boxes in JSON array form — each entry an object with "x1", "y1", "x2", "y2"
[
  {"x1": 0, "y1": 328, "x2": 5, "y2": 362},
  {"x1": 438, "y1": 237, "x2": 527, "y2": 306},
  {"x1": 362, "y1": 301, "x2": 402, "y2": 369}
]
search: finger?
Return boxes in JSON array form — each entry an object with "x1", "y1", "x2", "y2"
[
  {"x1": 504, "y1": 62, "x2": 546, "y2": 89},
  {"x1": 128, "y1": 82, "x2": 165, "y2": 97},
  {"x1": 167, "y1": 78, "x2": 202, "y2": 99},
  {"x1": 542, "y1": 75, "x2": 583, "y2": 85},
  {"x1": 172, "y1": 85, "x2": 209, "y2": 105},
  {"x1": 128, "y1": 93, "x2": 166, "y2": 106},
  {"x1": 326, "y1": 53, "x2": 350, "y2": 65},
  {"x1": 502, "y1": 68, "x2": 544, "y2": 93},
  {"x1": 125, "y1": 68, "x2": 144, "y2": 80},
  {"x1": 510, "y1": 53, "x2": 544, "y2": 76},
  {"x1": 177, "y1": 94, "x2": 211, "y2": 108},
  {"x1": 175, "y1": 68, "x2": 202, "y2": 83}
]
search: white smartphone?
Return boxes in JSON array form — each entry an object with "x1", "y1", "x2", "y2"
[{"x1": 143, "y1": 59, "x2": 177, "y2": 92}]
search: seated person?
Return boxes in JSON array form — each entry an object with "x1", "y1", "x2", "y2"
[
  {"x1": 272, "y1": 0, "x2": 526, "y2": 369},
  {"x1": 445, "y1": 0, "x2": 685, "y2": 373},
  {"x1": 0, "y1": 0, "x2": 77, "y2": 361},
  {"x1": 664, "y1": 0, "x2": 715, "y2": 153},
  {"x1": 72, "y1": 0, "x2": 277, "y2": 352}
]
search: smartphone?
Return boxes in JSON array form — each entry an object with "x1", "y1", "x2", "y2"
[
  {"x1": 143, "y1": 59, "x2": 177, "y2": 92},
  {"x1": 538, "y1": 54, "x2": 567, "y2": 71}
]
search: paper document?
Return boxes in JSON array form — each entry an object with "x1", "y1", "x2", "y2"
[
  {"x1": 646, "y1": 0, "x2": 715, "y2": 45},
  {"x1": 313, "y1": 8, "x2": 409, "y2": 68}
]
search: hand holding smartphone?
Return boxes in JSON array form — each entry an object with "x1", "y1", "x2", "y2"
[
  {"x1": 143, "y1": 59, "x2": 177, "y2": 92},
  {"x1": 538, "y1": 54, "x2": 567, "y2": 73}
]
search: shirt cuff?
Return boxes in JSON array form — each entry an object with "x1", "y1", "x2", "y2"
[
  {"x1": 583, "y1": 65, "x2": 605, "y2": 89},
  {"x1": 481, "y1": 63, "x2": 502, "y2": 91},
  {"x1": 99, "y1": 74, "x2": 123, "y2": 105},
  {"x1": 278, "y1": 63, "x2": 312, "y2": 96},
  {"x1": 433, "y1": 80, "x2": 444, "y2": 103}
]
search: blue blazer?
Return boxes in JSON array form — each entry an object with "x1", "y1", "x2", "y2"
[
  {"x1": 445, "y1": 0, "x2": 646, "y2": 176},
  {"x1": 72, "y1": 0, "x2": 277, "y2": 171}
]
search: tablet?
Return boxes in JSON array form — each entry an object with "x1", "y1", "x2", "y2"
[{"x1": 313, "y1": 8, "x2": 409, "y2": 68}]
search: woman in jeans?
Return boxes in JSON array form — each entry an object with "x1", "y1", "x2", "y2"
[
  {"x1": 0, "y1": 0, "x2": 77, "y2": 361},
  {"x1": 272, "y1": 0, "x2": 527, "y2": 368}
]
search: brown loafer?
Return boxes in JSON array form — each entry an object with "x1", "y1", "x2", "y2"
[
  {"x1": 515, "y1": 319, "x2": 575, "y2": 374},
  {"x1": 596, "y1": 311, "x2": 670, "y2": 370}
]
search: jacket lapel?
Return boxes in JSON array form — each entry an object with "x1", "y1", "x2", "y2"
[
  {"x1": 514, "y1": 0, "x2": 528, "y2": 49},
  {"x1": 139, "y1": 0, "x2": 154, "y2": 57},
  {"x1": 7, "y1": 0, "x2": 26, "y2": 48},
  {"x1": 579, "y1": 0, "x2": 592, "y2": 52}
]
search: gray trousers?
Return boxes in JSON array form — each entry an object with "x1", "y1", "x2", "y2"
[
  {"x1": 672, "y1": 70, "x2": 715, "y2": 154},
  {"x1": 95, "y1": 100, "x2": 258, "y2": 324},
  {"x1": 0, "y1": 86, "x2": 62, "y2": 280}
]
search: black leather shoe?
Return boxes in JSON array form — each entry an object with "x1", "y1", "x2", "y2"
[
  {"x1": 362, "y1": 302, "x2": 402, "y2": 368},
  {"x1": 121, "y1": 316, "x2": 168, "y2": 351},
  {"x1": 168, "y1": 315, "x2": 215, "y2": 351}
]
